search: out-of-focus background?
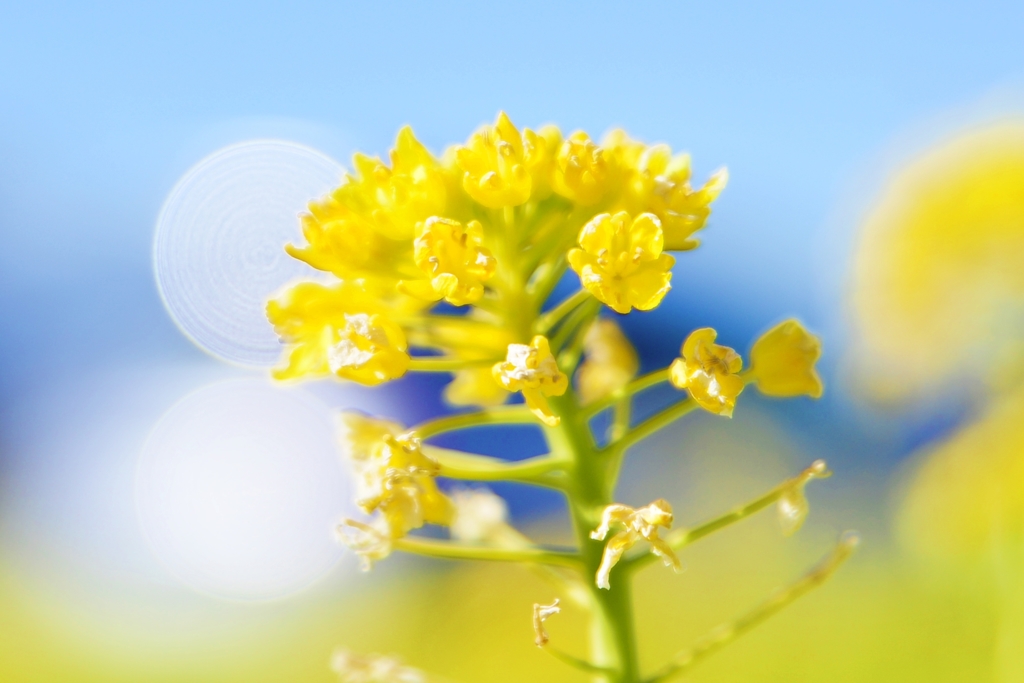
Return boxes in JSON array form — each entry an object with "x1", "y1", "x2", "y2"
[{"x1": 2, "y1": 2, "x2": 1024, "y2": 681}]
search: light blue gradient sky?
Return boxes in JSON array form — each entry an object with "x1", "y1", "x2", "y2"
[{"x1": 0, "y1": 0, "x2": 1023, "y2": 614}]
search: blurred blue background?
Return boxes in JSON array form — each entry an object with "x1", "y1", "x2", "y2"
[{"x1": 1, "y1": 1, "x2": 1023, "y2": 681}]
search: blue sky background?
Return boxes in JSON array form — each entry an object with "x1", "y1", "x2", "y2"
[{"x1": 1, "y1": 0, "x2": 1023, "y2": 641}]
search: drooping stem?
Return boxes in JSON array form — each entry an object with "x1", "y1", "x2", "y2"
[
  {"x1": 413, "y1": 405, "x2": 535, "y2": 439},
  {"x1": 393, "y1": 536, "x2": 581, "y2": 568}
]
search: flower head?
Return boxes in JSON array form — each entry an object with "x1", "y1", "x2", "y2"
[
  {"x1": 669, "y1": 328, "x2": 745, "y2": 416},
  {"x1": 577, "y1": 318, "x2": 640, "y2": 404},
  {"x1": 340, "y1": 414, "x2": 453, "y2": 539},
  {"x1": 626, "y1": 146, "x2": 727, "y2": 251},
  {"x1": 750, "y1": 319, "x2": 824, "y2": 398},
  {"x1": 492, "y1": 336, "x2": 569, "y2": 426},
  {"x1": 444, "y1": 366, "x2": 511, "y2": 408},
  {"x1": 553, "y1": 132, "x2": 614, "y2": 205},
  {"x1": 450, "y1": 487, "x2": 523, "y2": 547},
  {"x1": 455, "y1": 112, "x2": 533, "y2": 208},
  {"x1": 590, "y1": 499, "x2": 681, "y2": 589},
  {"x1": 568, "y1": 212, "x2": 675, "y2": 314},
  {"x1": 267, "y1": 282, "x2": 412, "y2": 383},
  {"x1": 399, "y1": 217, "x2": 496, "y2": 306},
  {"x1": 328, "y1": 313, "x2": 410, "y2": 386},
  {"x1": 777, "y1": 460, "x2": 832, "y2": 536}
]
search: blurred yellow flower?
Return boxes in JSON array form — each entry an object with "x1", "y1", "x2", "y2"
[
  {"x1": 455, "y1": 111, "x2": 533, "y2": 208},
  {"x1": 522, "y1": 124, "x2": 562, "y2": 200},
  {"x1": 590, "y1": 499, "x2": 681, "y2": 589},
  {"x1": 669, "y1": 327, "x2": 745, "y2": 417},
  {"x1": 492, "y1": 335, "x2": 568, "y2": 426},
  {"x1": 576, "y1": 318, "x2": 639, "y2": 404},
  {"x1": 340, "y1": 414, "x2": 453, "y2": 539},
  {"x1": 851, "y1": 121, "x2": 1024, "y2": 399},
  {"x1": 778, "y1": 459, "x2": 831, "y2": 536},
  {"x1": 330, "y1": 647, "x2": 426, "y2": 683},
  {"x1": 450, "y1": 487, "x2": 523, "y2": 547},
  {"x1": 444, "y1": 366, "x2": 510, "y2": 408},
  {"x1": 568, "y1": 211, "x2": 674, "y2": 314},
  {"x1": 335, "y1": 519, "x2": 393, "y2": 571},
  {"x1": 750, "y1": 319, "x2": 824, "y2": 398},
  {"x1": 399, "y1": 217, "x2": 496, "y2": 306}
]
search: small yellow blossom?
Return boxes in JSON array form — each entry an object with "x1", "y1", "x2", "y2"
[
  {"x1": 399, "y1": 217, "x2": 496, "y2": 306},
  {"x1": 553, "y1": 131, "x2": 614, "y2": 205},
  {"x1": 336, "y1": 519, "x2": 393, "y2": 571},
  {"x1": 450, "y1": 487, "x2": 524, "y2": 547},
  {"x1": 330, "y1": 648, "x2": 426, "y2": 683},
  {"x1": 532, "y1": 599, "x2": 561, "y2": 647},
  {"x1": 267, "y1": 282, "x2": 411, "y2": 383},
  {"x1": 777, "y1": 460, "x2": 832, "y2": 536},
  {"x1": 628, "y1": 146, "x2": 727, "y2": 251},
  {"x1": 492, "y1": 336, "x2": 569, "y2": 426},
  {"x1": 522, "y1": 124, "x2": 562, "y2": 199},
  {"x1": 340, "y1": 414, "x2": 453, "y2": 539},
  {"x1": 444, "y1": 366, "x2": 510, "y2": 408},
  {"x1": 455, "y1": 112, "x2": 532, "y2": 208},
  {"x1": 577, "y1": 318, "x2": 640, "y2": 404},
  {"x1": 568, "y1": 212, "x2": 675, "y2": 314},
  {"x1": 328, "y1": 313, "x2": 410, "y2": 386},
  {"x1": 750, "y1": 319, "x2": 824, "y2": 398},
  {"x1": 590, "y1": 499, "x2": 681, "y2": 589},
  {"x1": 669, "y1": 328, "x2": 745, "y2": 417}
]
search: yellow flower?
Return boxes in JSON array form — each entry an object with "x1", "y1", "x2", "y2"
[
  {"x1": 567, "y1": 211, "x2": 675, "y2": 314},
  {"x1": 553, "y1": 131, "x2": 614, "y2": 205},
  {"x1": 522, "y1": 124, "x2": 562, "y2": 200},
  {"x1": 267, "y1": 281, "x2": 411, "y2": 383},
  {"x1": 450, "y1": 487, "x2": 524, "y2": 547},
  {"x1": 590, "y1": 499, "x2": 681, "y2": 589},
  {"x1": 492, "y1": 335, "x2": 569, "y2": 426},
  {"x1": 336, "y1": 519, "x2": 393, "y2": 571},
  {"x1": 284, "y1": 126, "x2": 445, "y2": 282},
  {"x1": 341, "y1": 415, "x2": 453, "y2": 538},
  {"x1": 399, "y1": 217, "x2": 496, "y2": 306},
  {"x1": 328, "y1": 312, "x2": 410, "y2": 386},
  {"x1": 850, "y1": 122, "x2": 1024, "y2": 399},
  {"x1": 777, "y1": 459, "x2": 831, "y2": 536},
  {"x1": 576, "y1": 318, "x2": 639, "y2": 404},
  {"x1": 444, "y1": 366, "x2": 510, "y2": 408},
  {"x1": 749, "y1": 319, "x2": 824, "y2": 398},
  {"x1": 628, "y1": 146, "x2": 727, "y2": 251},
  {"x1": 455, "y1": 112, "x2": 533, "y2": 208},
  {"x1": 669, "y1": 328, "x2": 745, "y2": 417}
]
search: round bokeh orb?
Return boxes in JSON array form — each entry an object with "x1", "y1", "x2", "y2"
[
  {"x1": 136, "y1": 378, "x2": 350, "y2": 601},
  {"x1": 154, "y1": 140, "x2": 343, "y2": 366}
]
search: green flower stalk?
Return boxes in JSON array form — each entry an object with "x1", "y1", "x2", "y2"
[{"x1": 267, "y1": 112, "x2": 857, "y2": 683}]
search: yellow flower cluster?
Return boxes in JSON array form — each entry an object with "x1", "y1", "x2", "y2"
[{"x1": 267, "y1": 112, "x2": 727, "y2": 407}]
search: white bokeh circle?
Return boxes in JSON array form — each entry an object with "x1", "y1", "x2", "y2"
[
  {"x1": 136, "y1": 378, "x2": 350, "y2": 601},
  {"x1": 154, "y1": 140, "x2": 342, "y2": 366}
]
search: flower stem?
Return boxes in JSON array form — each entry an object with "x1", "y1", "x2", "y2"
[
  {"x1": 413, "y1": 406, "x2": 535, "y2": 439},
  {"x1": 393, "y1": 536, "x2": 581, "y2": 568}
]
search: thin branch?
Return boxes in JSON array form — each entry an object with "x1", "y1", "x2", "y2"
[
  {"x1": 424, "y1": 446, "x2": 567, "y2": 487},
  {"x1": 583, "y1": 369, "x2": 670, "y2": 418},
  {"x1": 413, "y1": 406, "x2": 536, "y2": 439},
  {"x1": 642, "y1": 532, "x2": 861, "y2": 683},
  {"x1": 626, "y1": 460, "x2": 832, "y2": 572},
  {"x1": 408, "y1": 356, "x2": 499, "y2": 373},
  {"x1": 536, "y1": 288, "x2": 592, "y2": 335},
  {"x1": 545, "y1": 646, "x2": 618, "y2": 676},
  {"x1": 605, "y1": 397, "x2": 696, "y2": 454},
  {"x1": 393, "y1": 537, "x2": 581, "y2": 568}
]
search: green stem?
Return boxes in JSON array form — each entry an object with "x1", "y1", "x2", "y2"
[
  {"x1": 643, "y1": 532, "x2": 860, "y2": 683},
  {"x1": 583, "y1": 369, "x2": 670, "y2": 418},
  {"x1": 423, "y1": 446, "x2": 567, "y2": 488},
  {"x1": 536, "y1": 288, "x2": 592, "y2": 335},
  {"x1": 605, "y1": 398, "x2": 696, "y2": 454},
  {"x1": 394, "y1": 536, "x2": 581, "y2": 568},
  {"x1": 414, "y1": 406, "x2": 535, "y2": 439},
  {"x1": 408, "y1": 356, "x2": 498, "y2": 372},
  {"x1": 547, "y1": 393, "x2": 640, "y2": 683}
]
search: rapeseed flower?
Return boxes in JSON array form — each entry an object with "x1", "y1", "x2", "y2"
[{"x1": 669, "y1": 328, "x2": 745, "y2": 416}]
